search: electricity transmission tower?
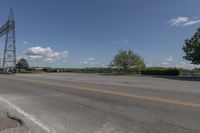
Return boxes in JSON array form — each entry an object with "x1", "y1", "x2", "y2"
[{"x1": 0, "y1": 9, "x2": 16, "y2": 71}]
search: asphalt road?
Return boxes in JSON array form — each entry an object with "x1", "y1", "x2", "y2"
[{"x1": 0, "y1": 73, "x2": 200, "y2": 133}]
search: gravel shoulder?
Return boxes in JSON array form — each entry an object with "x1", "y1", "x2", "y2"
[
  {"x1": 0, "y1": 100, "x2": 46, "y2": 133},
  {"x1": 0, "y1": 103, "x2": 27, "y2": 133}
]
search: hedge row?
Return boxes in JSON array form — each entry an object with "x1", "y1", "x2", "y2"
[
  {"x1": 29, "y1": 67, "x2": 143, "y2": 74},
  {"x1": 142, "y1": 67, "x2": 180, "y2": 76},
  {"x1": 29, "y1": 67, "x2": 181, "y2": 76}
]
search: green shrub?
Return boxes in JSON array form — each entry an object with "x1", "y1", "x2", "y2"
[
  {"x1": 61, "y1": 68, "x2": 143, "y2": 75},
  {"x1": 142, "y1": 67, "x2": 180, "y2": 76},
  {"x1": 43, "y1": 67, "x2": 57, "y2": 73}
]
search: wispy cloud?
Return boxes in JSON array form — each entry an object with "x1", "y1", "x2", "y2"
[
  {"x1": 83, "y1": 58, "x2": 98, "y2": 66},
  {"x1": 22, "y1": 46, "x2": 68, "y2": 63},
  {"x1": 174, "y1": 61, "x2": 199, "y2": 69},
  {"x1": 22, "y1": 40, "x2": 28, "y2": 45},
  {"x1": 164, "y1": 56, "x2": 173, "y2": 62},
  {"x1": 159, "y1": 56, "x2": 174, "y2": 67},
  {"x1": 161, "y1": 56, "x2": 199, "y2": 69},
  {"x1": 147, "y1": 55, "x2": 199, "y2": 69},
  {"x1": 162, "y1": 62, "x2": 170, "y2": 66},
  {"x1": 169, "y1": 16, "x2": 200, "y2": 26},
  {"x1": 103, "y1": 39, "x2": 128, "y2": 46}
]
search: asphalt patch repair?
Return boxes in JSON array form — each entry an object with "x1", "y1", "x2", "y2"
[{"x1": 0, "y1": 113, "x2": 23, "y2": 131}]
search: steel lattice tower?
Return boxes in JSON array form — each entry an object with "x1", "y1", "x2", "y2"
[{"x1": 0, "y1": 9, "x2": 16, "y2": 70}]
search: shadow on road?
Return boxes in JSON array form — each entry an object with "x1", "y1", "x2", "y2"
[{"x1": 153, "y1": 76, "x2": 200, "y2": 82}]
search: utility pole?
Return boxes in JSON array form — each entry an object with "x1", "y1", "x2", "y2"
[
  {"x1": 0, "y1": 8, "x2": 16, "y2": 71},
  {"x1": 0, "y1": 57, "x2": 1, "y2": 68}
]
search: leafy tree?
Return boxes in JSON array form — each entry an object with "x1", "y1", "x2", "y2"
[
  {"x1": 183, "y1": 28, "x2": 200, "y2": 64},
  {"x1": 110, "y1": 50, "x2": 145, "y2": 73},
  {"x1": 17, "y1": 58, "x2": 29, "y2": 70}
]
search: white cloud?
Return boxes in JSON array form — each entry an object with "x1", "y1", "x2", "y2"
[
  {"x1": 175, "y1": 61, "x2": 199, "y2": 69},
  {"x1": 169, "y1": 16, "x2": 200, "y2": 26},
  {"x1": 164, "y1": 56, "x2": 173, "y2": 62},
  {"x1": 162, "y1": 62, "x2": 170, "y2": 65},
  {"x1": 169, "y1": 17, "x2": 188, "y2": 26},
  {"x1": 149, "y1": 60, "x2": 199, "y2": 69},
  {"x1": 159, "y1": 56, "x2": 199, "y2": 69},
  {"x1": 23, "y1": 46, "x2": 68, "y2": 63},
  {"x1": 146, "y1": 63, "x2": 153, "y2": 67},
  {"x1": 83, "y1": 58, "x2": 99, "y2": 66},
  {"x1": 88, "y1": 58, "x2": 94, "y2": 62},
  {"x1": 183, "y1": 20, "x2": 200, "y2": 26},
  {"x1": 160, "y1": 56, "x2": 174, "y2": 67}
]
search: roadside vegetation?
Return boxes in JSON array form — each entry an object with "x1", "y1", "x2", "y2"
[
  {"x1": 109, "y1": 50, "x2": 145, "y2": 74},
  {"x1": 183, "y1": 28, "x2": 200, "y2": 65},
  {"x1": 142, "y1": 67, "x2": 180, "y2": 76},
  {"x1": 22, "y1": 67, "x2": 200, "y2": 76},
  {"x1": 16, "y1": 58, "x2": 29, "y2": 73},
  {"x1": 16, "y1": 48, "x2": 200, "y2": 76},
  {"x1": 16, "y1": 31, "x2": 200, "y2": 77}
]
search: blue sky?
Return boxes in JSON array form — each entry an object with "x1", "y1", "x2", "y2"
[{"x1": 0, "y1": 0, "x2": 200, "y2": 68}]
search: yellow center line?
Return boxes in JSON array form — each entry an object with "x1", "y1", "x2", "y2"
[{"x1": 6, "y1": 76, "x2": 200, "y2": 108}]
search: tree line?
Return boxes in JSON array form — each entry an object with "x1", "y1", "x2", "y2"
[{"x1": 17, "y1": 27, "x2": 200, "y2": 76}]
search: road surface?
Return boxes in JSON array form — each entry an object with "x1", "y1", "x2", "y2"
[{"x1": 0, "y1": 73, "x2": 200, "y2": 133}]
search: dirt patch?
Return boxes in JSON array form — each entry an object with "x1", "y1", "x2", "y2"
[{"x1": 0, "y1": 113, "x2": 23, "y2": 131}]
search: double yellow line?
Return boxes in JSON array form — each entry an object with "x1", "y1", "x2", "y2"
[{"x1": 7, "y1": 76, "x2": 200, "y2": 108}]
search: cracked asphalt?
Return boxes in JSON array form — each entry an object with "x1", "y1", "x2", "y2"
[{"x1": 0, "y1": 73, "x2": 200, "y2": 133}]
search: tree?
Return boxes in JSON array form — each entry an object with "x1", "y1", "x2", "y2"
[
  {"x1": 17, "y1": 58, "x2": 29, "y2": 70},
  {"x1": 110, "y1": 50, "x2": 145, "y2": 73},
  {"x1": 183, "y1": 28, "x2": 200, "y2": 65}
]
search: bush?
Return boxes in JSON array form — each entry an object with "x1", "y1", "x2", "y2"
[
  {"x1": 192, "y1": 68, "x2": 200, "y2": 76},
  {"x1": 62, "y1": 68, "x2": 143, "y2": 75},
  {"x1": 43, "y1": 67, "x2": 57, "y2": 73},
  {"x1": 142, "y1": 67, "x2": 180, "y2": 76}
]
